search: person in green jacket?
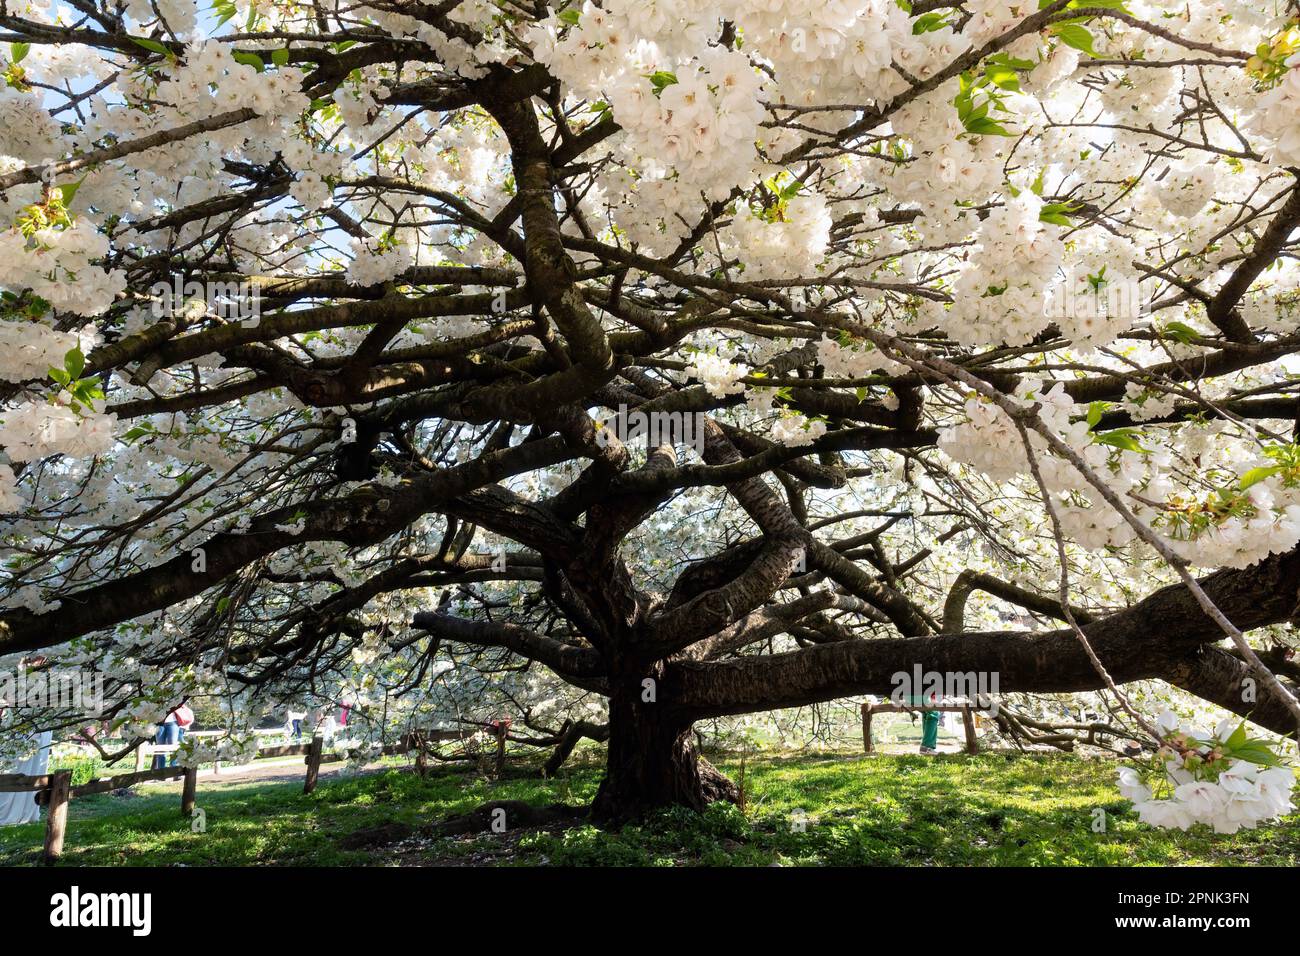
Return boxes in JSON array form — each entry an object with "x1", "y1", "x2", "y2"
[
  {"x1": 919, "y1": 708, "x2": 940, "y2": 754},
  {"x1": 908, "y1": 695, "x2": 940, "y2": 754}
]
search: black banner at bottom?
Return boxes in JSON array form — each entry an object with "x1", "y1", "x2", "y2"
[{"x1": 0, "y1": 864, "x2": 1285, "y2": 942}]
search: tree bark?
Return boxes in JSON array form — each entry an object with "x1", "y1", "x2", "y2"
[
  {"x1": 589, "y1": 680, "x2": 739, "y2": 825},
  {"x1": 663, "y1": 543, "x2": 1300, "y2": 737}
]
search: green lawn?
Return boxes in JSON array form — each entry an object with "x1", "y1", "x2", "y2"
[{"x1": 1, "y1": 750, "x2": 1296, "y2": 866}]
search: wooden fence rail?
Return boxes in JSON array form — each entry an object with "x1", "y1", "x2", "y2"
[
  {"x1": 861, "y1": 700, "x2": 988, "y2": 755},
  {"x1": 71, "y1": 766, "x2": 188, "y2": 798},
  {"x1": 0, "y1": 773, "x2": 51, "y2": 792},
  {"x1": 3, "y1": 727, "x2": 477, "y2": 863}
]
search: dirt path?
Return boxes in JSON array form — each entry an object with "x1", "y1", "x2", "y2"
[{"x1": 138, "y1": 756, "x2": 406, "y2": 793}]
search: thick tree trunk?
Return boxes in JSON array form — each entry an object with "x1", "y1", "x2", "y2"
[{"x1": 589, "y1": 682, "x2": 738, "y2": 826}]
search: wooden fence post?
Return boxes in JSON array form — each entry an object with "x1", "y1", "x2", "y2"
[
  {"x1": 493, "y1": 723, "x2": 507, "y2": 777},
  {"x1": 414, "y1": 730, "x2": 428, "y2": 778},
  {"x1": 862, "y1": 703, "x2": 874, "y2": 754},
  {"x1": 962, "y1": 705, "x2": 979, "y2": 755},
  {"x1": 43, "y1": 770, "x2": 72, "y2": 864},
  {"x1": 181, "y1": 766, "x2": 198, "y2": 816},
  {"x1": 303, "y1": 735, "x2": 323, "y2": 794}
]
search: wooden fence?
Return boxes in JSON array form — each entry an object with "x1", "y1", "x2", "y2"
[
  {"x1": 131, "y1": 727, "x2": 282, "y2": 772},
  {"x1": 0, "y1": 726, "x2": 481, "y2": 863},
  {"x1": 861, "y1": 699, "x2": 989, "y2": 755}
]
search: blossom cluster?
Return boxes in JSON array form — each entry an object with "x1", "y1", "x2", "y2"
[
  {"x1": 729, "y1": 193, "x2": 832, "y2": 281},
  {"x1": 939, "y1": 381, "x2": 1300, "y2": 568},
  {"x1": 713, "y1": 0, "x2": 967, "y2": 109},
  {"x1": 686, "y1": 351, "x2": 747, "y2": 399},
  {"x1": 0, "y1": 221, "x2": 126, "y2": 317},
  {"x1": 347, "y1": 237, "x2": 415, "y2": 287},
  {"x1": 1248, "y1": 57, "x2": 1300, "y2": 168},
  {"x1": 157, "y1": 42, "x2": 309, "y2": 122},
  {"x1": 941, "y1": 192, "x2": 1065, "y2": 347},
  {"x1": 0, "y1": 86, "x2": 62, "y2": 163},
  {"x1": 0, "y1": 322, "x2": 91, "y2": 384},
  {"x1": 770, "y1": 414, "x2": 827, "y2": 447},
  {"x1": 1118, "y1": 712, "x2": 1296, "y2": 834},
  {"x1": 0, "y1": 401, "x2": 115, "y2": 462},
  {"x1": 527, "y1": 5, "x2": 769, "y2": 257},
  {"x1": 533, "y1": 13, "x2": 767, "y2": 193},
  {"x1": 816, "y1": 335, "x2": 906, "y2": 379}
]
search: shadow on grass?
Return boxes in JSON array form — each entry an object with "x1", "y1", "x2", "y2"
[{"x1": 0, "y1": 752, "x2": 1294, "y2": 867}]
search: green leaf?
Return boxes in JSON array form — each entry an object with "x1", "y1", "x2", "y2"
[
  {"x1": 991, "y1": 54, "x2": 1037, "y2": 71},
  {"x1": 1094, "y1": 428, "x2": 1147, "y2": 454},
  {"x1": 1239, "y1": 464, "x2": 1283, "y2": 491},
  {"x1": 557, "y1": 7, "x2": 581, "y2": 25},
  {"x1": 647, "y1": 70, "x2": 678, "y2": 95},
  {"x1": 1229, "y1": 741, "x2": 1282, "y2": 766},
  {"x1": 10, "y1": 42, "x2": 30, "y2": 63},
  {"x1": 963, "y1": 116, "x2": 1013, "y2": 136},
  {"x1": 1068, "y1": 0, "x2": 1129, "y2": 10},
  {"x1": 232, "y1": 50, "x2": 265, "y2": 71},
  {"x1": 70, "y1": 377, "x2": 103, "y2": 406},
  {"x1": 1039, "y1": 199, "x2": 1083, "y2": 226},
  {"x1": 129, "y1": 36, "x2": 171, "y2": 56},
  {"x1": 984, "y1": 61, "x2": 1021, "y2": 92},
  {"x1": 1039, "y1": 0, "x2": 1129, "y2": 9},
  {"x1": 1225, "y1": 721, "x2": 1248, "y2": 750},
  {"x1": 912, "y1": 11, "x2": 951, "y2": 34},
  {"x1": 211, "y1": 0, "x2": 238, "y2": 26},
  {"x1": 64, "y1": 347, "x2": 84, "y2": 381},
  {"x1": 1160, "y1": 320, "x2": 1200, "y2": 345},
  {"x1": 56, "y1": 177, "x2": 85, "y2": 208},
  {"x1": 1086, "y1": 401, "x2": 1107, "y2": 429},
  {"x1": 1054, "y1": 23, "x2": 1098, "y2": 58},
  {"x1": 271, "y1": 47, "x2": 290, "y2": 67}
]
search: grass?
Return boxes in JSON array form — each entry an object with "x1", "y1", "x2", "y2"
[{"x1": 1, "y1": 750, "x2": 1296, "y2": 866}]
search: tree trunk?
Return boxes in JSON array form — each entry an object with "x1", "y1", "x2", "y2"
[{"x1": 590, "y1": 682, "x2": 738, "y2": 826}]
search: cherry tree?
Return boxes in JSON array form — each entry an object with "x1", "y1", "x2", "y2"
[{"x1": 2, "y1": 0, "x2": 1300, "y2": 823}]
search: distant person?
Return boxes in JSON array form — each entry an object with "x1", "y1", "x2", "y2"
[
  {"x1": 151, "y1": 703, "x2": 194, "y2": 769},
  {"x1": 287, "y1": 707, "x2": 306, "y2": 739},
  {"x1": 908, "y1": 691, "x2": 941, "y2": 755},
  {"x1": 152, "y1": 710, "x2": 179, "y2": 769},
  {"x1": 172, "y1": 702, "x2": 195, "y2": 762}
]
